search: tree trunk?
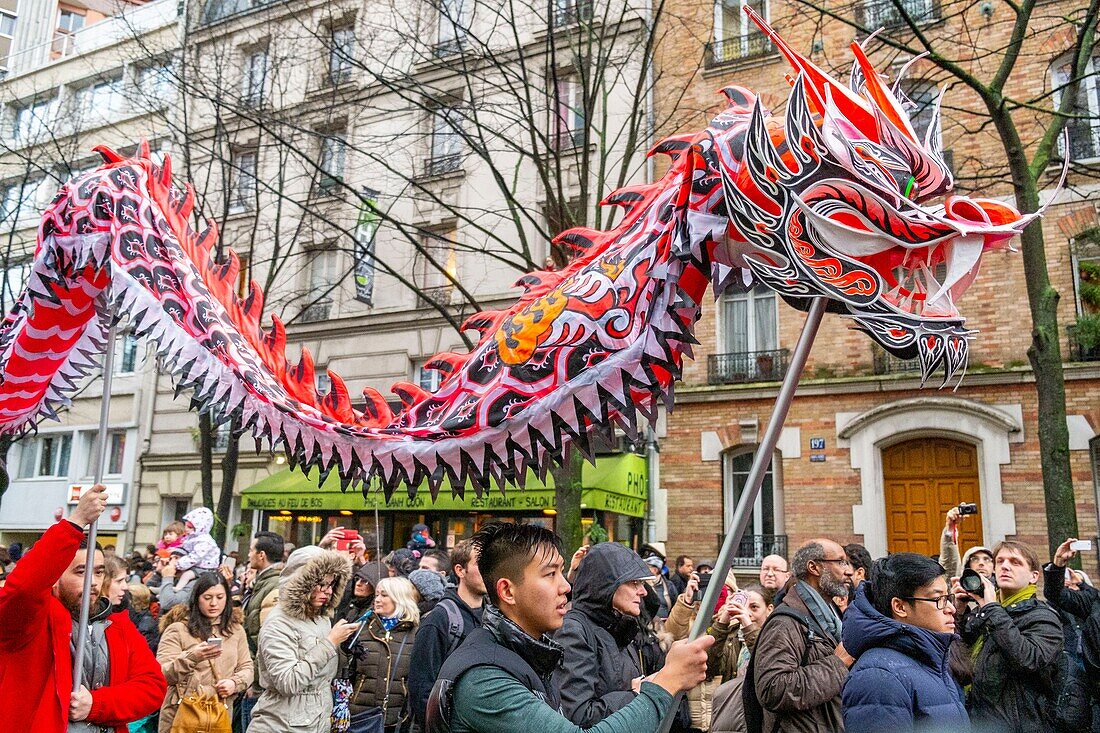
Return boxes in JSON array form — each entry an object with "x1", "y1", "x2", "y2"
[
  {"x1": 0, "y1": 434, "x2": 10, "y2": 504},
  {"x1": 198, "y1": 413, "x2": 214, "y2": 512},
  {"x1": 213, "y1": 417, "x2": 241, "y2": 548},
  {"x1": 552, "y1": 444, "x2": 585, "y2": 555},
  {"x1": 1005, "y1": 146, "x2": 1080, "y2": 557}
]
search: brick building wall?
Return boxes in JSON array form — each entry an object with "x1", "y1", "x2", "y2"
[{"x1": 651, "y1": 0, "x2": 1100, "y2": 570}]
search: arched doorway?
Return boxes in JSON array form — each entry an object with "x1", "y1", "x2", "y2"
[{"x1": 882, "y1": 438, "x2": 982, "y2": 556}]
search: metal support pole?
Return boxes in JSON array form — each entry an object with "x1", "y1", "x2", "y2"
[
  {"x1": 658, "y1": 298, "x2": 826, "y2": 732},
  {"x1": 73, "y1": 322, "x2": 118, "y2": 694}
]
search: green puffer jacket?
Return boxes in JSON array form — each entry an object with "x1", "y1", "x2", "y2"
[{"x1": 350, "y1": 616, "x2": 419, "y2": 728}]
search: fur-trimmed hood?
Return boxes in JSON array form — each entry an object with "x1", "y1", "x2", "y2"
[{"x1": 279, "y1": 549, "x2": 351, "y2": 620}]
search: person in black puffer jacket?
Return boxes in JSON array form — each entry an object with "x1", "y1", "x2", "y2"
[{"x1": 553, "y1": 542, "x2": 658, "y2": 727}]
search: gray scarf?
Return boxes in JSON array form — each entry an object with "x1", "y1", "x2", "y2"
[
  {"x1": 68, "y1": 601, "x2": 112, "y2": 733},
  {"x1": 796, "y1": 580, "x2": 842, "y2": 641}
]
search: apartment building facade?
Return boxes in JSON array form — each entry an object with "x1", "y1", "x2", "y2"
[
  {"x1": 133, "y1": 0, "x2": 657, "y2": 553},
  {"x1": 0, "y1": 0, "x2": 179, "y2": 550},
  {"x1": 652, "y1": 0, "x2": 1100, "y2": 571}
]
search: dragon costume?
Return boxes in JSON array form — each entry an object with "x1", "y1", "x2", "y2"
[{"x1": 0, "y1": 13, "x2": 1042, "y2": 495}]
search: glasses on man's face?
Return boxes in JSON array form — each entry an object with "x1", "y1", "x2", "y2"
[
  {"x1": 818, "y1": 557, "x2": 852, "y2": 568},
  {"x1": 901, "y1": 595, "x2": 954, "y2": 610}
]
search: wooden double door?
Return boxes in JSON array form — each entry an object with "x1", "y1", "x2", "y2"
[{"x1": 883, "y1": 438, "x2": 982, "y2": 556}]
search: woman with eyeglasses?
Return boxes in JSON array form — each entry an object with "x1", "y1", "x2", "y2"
[
  {"x1": 840, "y1": 553, "x2": 971, "y2": 732},
  {"x1": 250, "y1": 547, "x2": 358, "y2": 733},
  {"x1": 343, "y1": 576, "x2": 421, "y2": 732}
]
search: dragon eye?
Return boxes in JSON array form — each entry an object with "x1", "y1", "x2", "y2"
[{"x1": 903, "y1": 176, "x2": 918, "y2": 199}]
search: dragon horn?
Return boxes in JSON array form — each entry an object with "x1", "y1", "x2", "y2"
[
  {"x1": 742, "y1": 6, "x2": 877, "y2": 137},
  {"x1": 849, "y1": 41, "x2": 919, "y2": 143}
]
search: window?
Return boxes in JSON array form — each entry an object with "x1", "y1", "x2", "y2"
[
  {"x1": 317, "y1": 371, "x2": 332, "y2": 395},
  {"x1": 427, "y1": 106, "x2": 462, "y2": 175},
  {"x1": 73, "y1": 77, "x2": 124, "y2": 125},
  {"x1": 242, "y1": 49, "x2": 268, "y2": 107},
  {"x1": 13, "y1": 97, "x2": 56, "y2": 142},
  {"x1": 329, "y1": 26, "x2": 355, "y2": 84},
  {"x1": 415, "y1": 230, "x2": 457, "y2": 305},
  {"x1": 899, "y1": 80, "x2": 940, "y2": 146},
  {"x1": 114, "y1": 332, "x2": 139, "y2": 374},
  {"x1": 318, "y1": 133, "x2": 346, "y2": 192},
  {"x1": 708, "y1": 0, "x2": 771, "y2": 67},
  {"x1": 552, "y1": 0, "x2": 592, "y2": 26},
  {"x1": 83, "y1": 431, "x2": 126, "y2": 475},
  {"x1": 230, "y1": 150, "x2": 257, "y2": 211},
  {"x1": 0, "y1": 9, "x2": 15, "y2": 38},
  {"x1": 435, "y1": 0, "x2": 467, "y2": 56},
  {"x1": 302, "y1": 246, "x2": 339, "y2": 321},
  {"x1": 553, "y1": 76, "x2": 586, "y2": 149},
  {"x1": 1053, "y1": 55, "x2": 1100, "y2": 162},
  {"x1": 16, "y1": 433, "x2": 73, "y2": 478},
  {"x1": 710, "y1": 279, "x2": 780, "y2": 383},
  {"x1": 1, "y1": 261, "x2": 27, "y2": 310},
  {"x1": 137, "y1": 63, "x2": 174, "y2": 107},
  {"x1": 1, "y1": 177, "x2": 52, "y2": 226},
  {"x1": 53, "y1": 8, "x2": 84, "y2": 56},
  {"x1": 413, "y1": 359, "x2": 442, "y2": 392},
  {"x1": 722, "y1": 449, "x2": 783, "y2": 564}
]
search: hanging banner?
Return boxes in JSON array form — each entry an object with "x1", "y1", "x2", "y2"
[{"x1": 353, "y1": 187, "x2": 380, "y2": 305}]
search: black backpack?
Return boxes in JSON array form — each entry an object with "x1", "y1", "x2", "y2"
[
  {"x1": 432, "y1": 598, "x2": 467, "y2": 657},
  {"x1": 742, "y1": 606, "x2": 819, "y2": 733}
]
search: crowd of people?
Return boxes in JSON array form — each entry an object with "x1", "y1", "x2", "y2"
[{"x1": 2, "y1": 484, "x2": 1099, "y2": 733}]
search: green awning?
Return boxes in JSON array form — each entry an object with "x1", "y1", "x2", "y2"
[{"x1": 242, "y1": 453, "x2": 648, "y2": 517}]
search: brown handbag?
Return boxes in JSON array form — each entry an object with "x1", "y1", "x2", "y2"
[{"x1": 169, "y1": 658, "x2": 232, "y2": 733}]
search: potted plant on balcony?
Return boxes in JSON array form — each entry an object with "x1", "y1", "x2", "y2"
[
  {"x1": 1075, "y1": 313, "x2": 1100, "y2": 361},
  {"x1": 755, "y1": 351, "x2": 776, "y2": 379}
]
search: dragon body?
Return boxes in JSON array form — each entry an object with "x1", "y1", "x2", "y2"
[{"x1": 0, "y1": 14, "x2": 1037, "y2": 496}]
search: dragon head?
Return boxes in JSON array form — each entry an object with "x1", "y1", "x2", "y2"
[{"x1": 692, "y1": 9, "x2": 1034, "y2": 385}]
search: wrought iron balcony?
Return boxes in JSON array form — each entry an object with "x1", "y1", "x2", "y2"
[
  {"x1": 554, "y1": 127, "x2": 587, "y2": 151},
  {"x1": 715, "y1": 533, "x2": 789, "y2": 568},
  {"x1": 707, "y1": 348, "x2": 789, "y2": 385},
  {"x1": 299, "y1": 301, "x2": 331, "y2": 323},
  {"x1": 1068, "y1": 325, "x2": 1100, "y2": 362},
  {"x1": 552, "y1": 0, "x2": 593, "y2": 28},
  {"x1": 704, "y1": 30, "x2": 776, "y2": 69},
  {"x1": 423, "y1": 154, "x2": 462, "y2": 177},
  {"x1": 855, "y1": 0, "x2": 940, "y2": 30},
  {"x1": 432, "y1": 37, "x2": 465, "y2": 58},
  {"x1": 872, "y1": 347, "x2": 922, "y2": 375}
]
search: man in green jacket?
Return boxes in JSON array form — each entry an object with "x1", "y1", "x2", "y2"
[
  {"x1": 239, "y1": 530, "x2": 285, "y2": 730},
  {"x1": 427, "y1": 522, "x2": 713, "y2": 733}
]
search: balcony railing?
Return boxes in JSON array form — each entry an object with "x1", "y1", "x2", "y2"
[
  {"x1": 201, "y1": 0, "x2": 278, "y2": 25},
  {"x1": 433, "y1": 37, "x2": 466, "y2": 58},
  {"x1": 5, "y1": 0, "x2": 178, "y2": 77},
  {"x1": 704, "y1": 31, "x2": 776, "y2": 69},
  {"x1": 715, "y1": 533, "x2": 789, "y2": 568},
  {"x1": 872, "y1": 348, "x2": 922, "y2": 375},
  {"x1": 1068, "y1": 325, "x2": 1100, "y2": 362},
  {"x1": 707, "y1": 348, "x2": 789, "y2": 385},
  {"x1": 855, "y1": 0, "x2": 939, "y2": 30},
  {"x1": 423, "y1": 154, "x2": 462, "y2": 177},
  {"x1": 554, "y1": 127, "x2": 587, "y2": 150},
  {"x1": 299, "y1": 301, "x2": 331, "y2": 323},
  {"x1": 552, "y1": 0, "x2": 593, "y2": 27}
]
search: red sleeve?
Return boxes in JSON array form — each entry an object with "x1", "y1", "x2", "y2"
[
  {"x1": 0, "y1": 520, "x2": 83, "y2": 652},
  {"x1": 87, "y1": 615, "x2": 168, "y2": 725}
]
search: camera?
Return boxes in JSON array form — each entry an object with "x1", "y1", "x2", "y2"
[
  {"x1": 694, "y1": 573, "x2": 712, "y2": 603},
  {"x1": 958, "y1": 503, "x2": 978, "y2": 516},
  {"x1": 960, "y1": 568, "x2": 985, "y2": 594}
]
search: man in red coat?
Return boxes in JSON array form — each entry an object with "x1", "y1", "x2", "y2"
[{"x1": 0, "y1": 485, "x2": 167, "y2": 733}]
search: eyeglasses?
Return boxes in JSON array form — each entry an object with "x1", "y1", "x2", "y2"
[
  {"x1": 900, "y1": 595, "x2": 954, "y2": 610},
  {"x1": 315, "y1": 581, "x2": 336, "y2": 592},
  {"x1": 817, "y1": 557, "x2": 852, "y2": 567}
]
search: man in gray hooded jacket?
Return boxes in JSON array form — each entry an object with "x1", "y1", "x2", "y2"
[{"x1": 554, "y1": 543, "x2": 659, "y2": 727}]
